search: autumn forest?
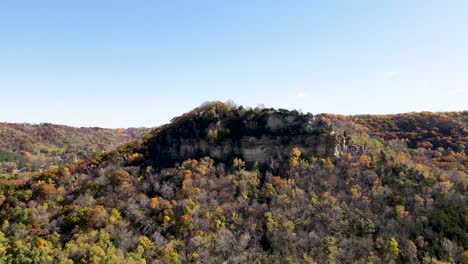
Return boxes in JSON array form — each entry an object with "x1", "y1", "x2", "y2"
[{"x1": 0, "y1": 102, "x2": 467, "y2": 263}]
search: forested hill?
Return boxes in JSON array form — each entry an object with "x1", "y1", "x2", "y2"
[
  {"x1": 0, "y1": 122, "x2": 151, "y2": 174},
  {"x1": 0, "y1": 103, "x2": 466, "y2": 263},
  {"x1": 333, "y1": 111, "x2": 467, "y2": 154}
]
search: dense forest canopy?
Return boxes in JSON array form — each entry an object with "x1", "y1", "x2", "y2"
[
  {"x1": 0, "y1": 123, "x2": 150, "y2": 173},
  {"x1": 0, "y1": 103, "x2": 466, "y2": 263}
]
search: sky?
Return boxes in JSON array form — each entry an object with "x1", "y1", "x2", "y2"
[{"x1": 0, "y1": 0, "x2": 467, "y2": 128}]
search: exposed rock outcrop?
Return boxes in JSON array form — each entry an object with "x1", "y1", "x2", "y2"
[{"x1": 143, "y1": 103, "x2": 363, "y2": 168}]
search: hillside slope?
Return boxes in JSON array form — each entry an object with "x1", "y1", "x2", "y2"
[
  {"x1": 0, "y1": 103, "x2": 466, "y2": 263},
  {"x1": 0, "y1": 122, "x2": 151, "y2": 174}
]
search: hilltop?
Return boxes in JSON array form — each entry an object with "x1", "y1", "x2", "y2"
[{"x1": 0, "y1": 103, "x2": 466, "y2": 263}]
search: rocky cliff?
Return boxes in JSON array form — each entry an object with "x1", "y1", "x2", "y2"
[{"x1": 141, "y1": 103, "x2": 360, "y2": 168}]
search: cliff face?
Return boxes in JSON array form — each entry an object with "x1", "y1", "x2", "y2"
[
  {"x1": 142, "y1": 104, "x2": 355, "y2": 168},
  {"x1": 177, "y1": 133, "x2": 338, "y2": 164}
]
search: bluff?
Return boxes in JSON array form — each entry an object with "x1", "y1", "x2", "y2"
[{"x1": 140, "y1": 102, "x2": 363, "y2": 168}]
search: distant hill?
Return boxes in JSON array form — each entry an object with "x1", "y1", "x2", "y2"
[
  {"x1": 335, "y1": 111, "x2": 467, "y2": 154},
  {"x1": 0, "y1": 103, "x2": 466, "y2": 263},
  {"x1": 0, "y1": 122, "x2": 151, "y2": 174}
]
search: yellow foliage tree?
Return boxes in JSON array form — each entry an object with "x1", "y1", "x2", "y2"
[
  {"x1": 289, "y1": 147, "x2": 301, "y2": 167},
  {"x1": 110, "y1": 208, "x2": 122, "y2": 224},
  {"x1": 323, "y1": 157, "x2": 334, "y2": 169},
  {"x1": 149, "y1": 197, "x2": 159, "y2": 209},
  {"x1": 37, "y1": 238, "x2": 48, "y2": 248},
  {"x1": 191, "y1": 252, "x2": 200, "y2": 261},
  {"x1": 358, "y1": 155, "x2": 371, "y2": 168},
  {"x1": 395, "y1": 205, "x2": 409, "y2": 217}
]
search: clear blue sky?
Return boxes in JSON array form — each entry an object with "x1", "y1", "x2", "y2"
[{"x1": 1, "y1": 1, "x2": 467, "y2": 128}]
